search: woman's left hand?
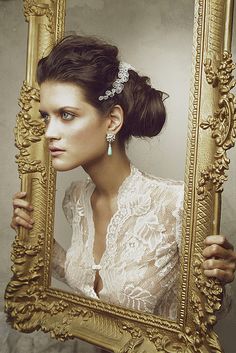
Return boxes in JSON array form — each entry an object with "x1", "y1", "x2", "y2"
[{"x1": 202, "y1": 235, "x2": 236, "y2": 284}]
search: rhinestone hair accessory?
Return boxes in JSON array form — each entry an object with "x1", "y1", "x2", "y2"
[{"x1": 98, "y1": 62, "x2": 133, "y2": 101}]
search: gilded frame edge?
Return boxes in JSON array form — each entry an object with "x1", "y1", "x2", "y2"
[{"x1": 4, "y1": 0, "x2": 236, "y2": 352}]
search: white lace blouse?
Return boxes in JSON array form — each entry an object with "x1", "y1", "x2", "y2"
[{"x1": 52, "y1": 165, "x2": 184, "y2": 320}]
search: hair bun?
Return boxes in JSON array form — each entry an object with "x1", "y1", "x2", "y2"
[{"x1": 118, "y1": 72, "x2": 166, "y2": 140}]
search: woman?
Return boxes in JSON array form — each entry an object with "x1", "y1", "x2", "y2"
[{"x1": 11, "y1": 35, "x2": 236, "y2": 319}]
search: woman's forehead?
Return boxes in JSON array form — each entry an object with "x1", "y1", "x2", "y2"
[{"x1": 39, "y1": 81, "x2": 85, "y2": 109}]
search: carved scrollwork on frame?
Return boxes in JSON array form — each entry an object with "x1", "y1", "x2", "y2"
[
  {"x1": 5, "y1": 232, "x2": 45, "y2": 331},
  {"x1": 198, "y1": 52, "x2": 236, "y2": 199},
  {"x1": 191, "y1": 255, "x2": 223, "y2": 351},
  {"x1": 118, "y1": 321, "x2": 221, "y2": 353},
  {"x1": 14, "y1": 81, "x2": 46, "y2": 185},
  {"x1": 15, "y1": 82, "x2": 42, "y2": 147},
  {"x1": 118, "y1": 322, "x2": 145, "y2": 353},
  {"x1": 189, "y1": 198, "x2": 222, "y2": 349},
  {"x1": 147, "y1": 330, "x2": 184, "y2": 353},
  {"x1": 5, "y1": 225, "x2": 94, "y2": 338},
  {"x1": 24, "y1": 0, "x2": 56, "y2": 33},
  {"x1": 6, "y1": 0, "x2": 66, "y2": 338}
]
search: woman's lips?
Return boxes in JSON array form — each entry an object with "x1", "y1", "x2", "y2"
[
  {"x1": 49, "y1": 147, "x2": 65, "y2": 156},
  {"x1": 50, "y1": 150, "x2": 64, "y2": 156}
]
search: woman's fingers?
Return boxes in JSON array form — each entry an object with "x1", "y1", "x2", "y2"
[
  {"x1": 11, "y1": 191, "x2": 34, "y2": 231},
  {"x1": 203, "y1": 258, "x2": 236, "y2": 271},
  {"x1": 13, "y1": 191, "x2": 27, "y2": 199},
  {"x1": 10, "y1": 219, "x2": 18, "y2": 231},
  {"x1": 203, "y1": 235, "x2": 236, "y2": 284},
  {"x1": 13, "y1": 198, "x2": 34, "y2": 211},
  {"x1": 203, "y1": 268, "x2": 235, "y2": 283},
  {"x1": 11, "y1": 215, "x2": 34, "y2": 230},
  {"x1": 14, "y1": 207, "x2": 34, "y2": 224},
  {"x1": 203, "y1": 243, "x2": 235, "y2": 260},
  {"x1": 204, "y1": 235, "x2": 234, "y2": 250},
  {"x1": 12, "y1": 191, "x2": 33, "y2": 211}
]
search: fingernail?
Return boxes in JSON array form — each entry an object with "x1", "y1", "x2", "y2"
[
  {"x1": 30, "y1": 219, "x2": 35, "y2": 224},
  {"x1": 21, "y1": 191, "x2": 27, "y2": 195}
]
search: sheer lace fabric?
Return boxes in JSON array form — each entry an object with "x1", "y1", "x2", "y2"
[{"x1": 53, "y1": 165, "x2": 184, "y2": 320}]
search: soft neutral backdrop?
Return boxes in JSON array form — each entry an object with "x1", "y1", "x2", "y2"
[{"x1": 0, "y1": 0, "x2": 235, "y2": 352}]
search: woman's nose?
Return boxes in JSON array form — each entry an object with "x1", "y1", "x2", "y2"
[{"x1": 44, "y1": 117, "x2": 61, "y2": 140}]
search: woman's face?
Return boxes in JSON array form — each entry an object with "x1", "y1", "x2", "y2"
[{"x1": 39, "y1": 81, "x2": 109, "y2": 171}]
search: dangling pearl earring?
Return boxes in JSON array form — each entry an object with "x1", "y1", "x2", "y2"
[{"x1": 106, "y1": 133, "x2": 116, "y2": 156}]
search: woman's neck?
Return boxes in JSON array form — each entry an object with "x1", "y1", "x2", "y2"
[{"x1": 83, "y1": 145, "x2": 131, "y2": 198}]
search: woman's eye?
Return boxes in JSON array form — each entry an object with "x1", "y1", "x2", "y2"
[
  {"x1": 61, "y1": 112, "x2": 75, "y2": 121},
  {"x1": 40, "y1": 113, "x2": 50, "y2": 123}
]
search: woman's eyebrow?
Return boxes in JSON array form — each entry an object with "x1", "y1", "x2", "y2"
[
  {"x1": 59, "y1": 106, "x2": 82, "y2": 112},
  {"x1": 39, "y1": 106, "x2": 82, "y2": 114}
]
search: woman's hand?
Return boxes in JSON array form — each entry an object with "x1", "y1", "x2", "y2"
[
  {"x1": 203, "y1": 235, "x2": 236, "y2": 284},
  {"x1": 10, "y1": 191, "x2": 34, "y2": 231}
]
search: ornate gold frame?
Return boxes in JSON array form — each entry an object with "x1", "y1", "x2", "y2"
[{"x1": 4, "y1": 0, "x2": 236, "y2": 352}]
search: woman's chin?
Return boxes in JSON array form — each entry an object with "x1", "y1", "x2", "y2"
[{"x1": 51, "y1": 160, "x2": 80, "y2": 172}]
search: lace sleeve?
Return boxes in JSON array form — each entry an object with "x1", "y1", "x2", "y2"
[
  {"x1": 62, "y1": 181, "x2": 84, "y2": 225},
  {"x1": 172, "y1": 183, "x2": 184, "y2": 249},
  {"x1": 52, "y1": 181, "x2": 84, "y2": 281}
]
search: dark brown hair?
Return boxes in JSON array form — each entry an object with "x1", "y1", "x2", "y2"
[{"x1": 37, "y1": 35, "x2": 167, "y2": 143}]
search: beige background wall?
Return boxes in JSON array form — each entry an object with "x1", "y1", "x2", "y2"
[{"x1": 0, "y1": 0, "x2": 235, "y2": 352}]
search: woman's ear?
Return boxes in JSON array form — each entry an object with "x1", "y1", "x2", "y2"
[{"x1": 106, "y1": 105, "x2": 124, "y2": 134}]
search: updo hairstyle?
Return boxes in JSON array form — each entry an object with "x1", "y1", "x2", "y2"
[{"x1": 37, "y1": 35, "x2": 166, "y2": 143}]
